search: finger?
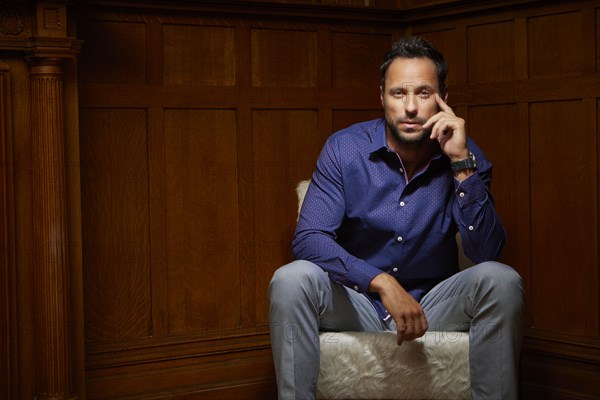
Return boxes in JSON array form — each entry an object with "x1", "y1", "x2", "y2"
[
  {"x1": 420, "y1": 314, "x2": 429, "y2": 333},
  {"x1": 426, "y1": 114, "x2": 452, "y2": 138},
  {"x1": 435, "y1": 93, "x2": 455, "y2": 115},
  {"x1": 412, "y1": 317, "x2": 427, "y2": 340},
  {"x1": 423, "y1": 112, "x2": 441, "y2": 130},
  {"x1": 431, "y1": 119, "x2": 452, "y2": 141},
  {"x1": 396, "y1": 320, "x2": 406, "y2": 346}
]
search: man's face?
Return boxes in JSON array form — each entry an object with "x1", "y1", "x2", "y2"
[{"x1": 380, "y1": 57, "x2": 444, "y2": 146}]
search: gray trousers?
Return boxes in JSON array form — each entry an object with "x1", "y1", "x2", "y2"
[{"x1": 268, "y1": 260, "x2": 524, "y2": 400}]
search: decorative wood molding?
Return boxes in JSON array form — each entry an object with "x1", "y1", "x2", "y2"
[
  {"x1": 29, "y1": 57, "x2": 78, "y2": 400},
  {"x1": 75, "y1": 0, "x2": 548, "y2": 22},
  {"x1": 0, "y1": 0, "x2": 82, "y2": 55},
  {"x1": 0, "y1": 57, "x2": 16, "y2": 400},
  {"x1": 23, "y1": 4, "x2": 81, "y2": 399},
  {"x1": 34, "y1": 0, "x2": 67, "y2": 38},
  {"x1": 524, "y1": 329, "x2": 600, "y2": 364},
  {"x1": 0, "y1": 2, "x2": 84, "y2": 397},
  {"x1": 0, "y1": 1, "x2": 25, "y2": 36},
  {"x1": 0, "y1": 36, "x2": 81, "y2": 57}
]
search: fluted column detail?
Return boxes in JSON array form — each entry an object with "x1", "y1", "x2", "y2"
[{"x1": 29, "y1": 58, "x2": 75, "y2": 400}]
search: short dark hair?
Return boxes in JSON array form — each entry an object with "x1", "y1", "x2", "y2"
[{"x1": 380, "y1": 36, "x2": 448, "y2": 95}]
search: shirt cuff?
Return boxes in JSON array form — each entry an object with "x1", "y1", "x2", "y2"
[
  {"x1": 454, "y1": 172, "x2": 487, "y2": 208},
  {"x1": 345, "y1": 260, "x2": 383, "y2": 292}
]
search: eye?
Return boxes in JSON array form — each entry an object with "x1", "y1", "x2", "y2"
[
  {"x1": 418, "y1": 90, "x2": 433, "y2": 99},
  {"x1": 392, "y1": 90, "x2": 405, "y2": 98}
]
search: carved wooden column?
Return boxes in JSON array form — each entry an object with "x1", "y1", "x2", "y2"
[
  {"x1": 28, "y1": 55, "x2": 76, "y2": 400},
  {"x1": 26, "y1": 1, "x2": 81, "y2": 399}
]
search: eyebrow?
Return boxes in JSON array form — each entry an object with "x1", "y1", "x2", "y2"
[{"x1": 389, "y1": 83, "x2": 436, "y2": 93}]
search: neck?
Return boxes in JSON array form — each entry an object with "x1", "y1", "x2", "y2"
[{"x1": 387, "y1": 129, "x2": 438, "y2": 180}]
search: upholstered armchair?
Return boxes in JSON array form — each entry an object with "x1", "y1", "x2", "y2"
[{"x1": 295, "y1": 180, "x2": 471, "y2": 400}]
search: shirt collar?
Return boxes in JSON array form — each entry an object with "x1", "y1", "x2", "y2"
[{"x1": 369, "y1": 119, "x2": 389, "y2": 154}]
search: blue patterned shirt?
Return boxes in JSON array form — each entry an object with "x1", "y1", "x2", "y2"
[{"x1": 292, "y1": 118, "x2": 506, "y2": 319}]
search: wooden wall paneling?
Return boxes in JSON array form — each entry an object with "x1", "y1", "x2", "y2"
[
  {"x1": 164, "y1": 108, "x2": 240, "y2": 334},
  {"x1": 331, "y1": 109, "x2": 384, "y2": 133},
  {"x1": 412, "y1": 28, "x2": 459, "y2": 86},
  {"x1": 317, "y1": 29, "x2": 332, "y2": 90},
  {"x1": 581, "y1": 7, "x2": 596, "y2": 75},
  {"x1": 515, "y1": 101, "x2": 532, "y2": 328},
  {"x1": 467, "y1": 105, "x2": 522, "y2": 266},
  {"x1": 148, "y1": 107, "x2": 169, "y2": 337},
  {"x1": 80, "y1": 108, "x2": 152, "y2": 343},
  {"x1": 514, "y1": 17, "x2": 528, "y2": 79},
  {"x1": 331, "y1": 32, "x2": 391, "y2": 88},
  {"x1": 6, "y1": 54, "x2": 36, "y2": 398},
  {"x1": 522, "y1": 331, "x2": 600, "y2": 398},
  {"x1": 147, "y1": 18, "x2": 164, "y2": 85},
  {"x1": 238, "y1": 105, "x2": 258, "y2": 327},
  {"x1": 236, "y1": 25, "x2": 259, "y2": 328},
  {"x1": 406, "y1": 3, "x2": 600, "y2": 399},
  {"x1": 63, "y1": 55, "x2": 88, "y2": 399},
  {"x1": 317, "y1": 28, "x2": 333, "y2": 171},
  {"x1": 528, "y1": 11, "x2": 585, "y2": 79},
  {"x1": 163, "y1": 24, "x2": 236, "y2": 86},
  {"x1": 597, "y1": 7, "x2": 600, "y2": 73},
  {"x1": 252, "y1": 109, "x2": 322, "y2": 324},
  {"x1": 530, "y1": 100, "x2": 598, "y2": 337},
  {"x1": 251, "y1": 28, "x2": 318, "y2": 87},
  {"x1": 467, "y1": 20, "x2": 515, "y2": 83},
  {"x1": 71, "y1": 1, "x2": 599, "y2": 398},
  {"x1": 85, "y1": 345, "x2": 277, "y2": 399},
  {"x1": 521, "y1": 351, "x2": 600, "y2": 399},
  {"x1": 78, "y1": 20, "x2": 147, "y2": 84}
]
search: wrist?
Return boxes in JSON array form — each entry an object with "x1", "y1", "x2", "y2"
[
  {"x1": 450, "y1": 151, "x2": 477, "y2": 173},
  {"x1": 449, "y1": 150, "x2": 469, "y2": 163},
  {"x1": 368, "y1": 272, "x2": 396, "y2": 293},
  {"x1": 454, "y1": 168, "x2": 475, "y2": 182}
]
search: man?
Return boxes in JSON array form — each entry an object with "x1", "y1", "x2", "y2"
[{"x1": 269, "y1": 36, "x2": 524, "y2": 400}]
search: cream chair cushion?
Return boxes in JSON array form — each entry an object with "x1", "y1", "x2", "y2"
[{"x1": 317, "y1": 331, "x2": 470, "y2": 399}]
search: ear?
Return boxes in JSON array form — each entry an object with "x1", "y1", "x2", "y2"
[
  {"x1": 380, "y1": 86, "x2": 385, "y2": 108},
  {"x1": 442, "y1": 91, "x2": 448, "y2": 103}
]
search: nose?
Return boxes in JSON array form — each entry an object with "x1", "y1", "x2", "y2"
[{"x1": 404, "y1": 92, "x2": 419, "y2": 115}]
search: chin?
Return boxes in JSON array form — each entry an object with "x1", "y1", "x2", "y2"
[{"x1": 398, "y1": 131, "x2": 429, "y2": 145}]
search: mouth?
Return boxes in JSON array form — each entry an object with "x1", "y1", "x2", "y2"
[{"x1": 399, "y1": 121, "x2": 423, "y2": 131}]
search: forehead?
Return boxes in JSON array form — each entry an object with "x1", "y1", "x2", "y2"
[{"x1": 384, "y1": 57, "x2": 439, "y2": 89}]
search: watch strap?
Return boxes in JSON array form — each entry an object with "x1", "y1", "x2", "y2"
[{"x1": 450, "y1": 151, "x2": 476, "y2": 172}]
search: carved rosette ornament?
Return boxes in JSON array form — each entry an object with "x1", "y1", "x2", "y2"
[{"x1": 0, "y1": 2, "x2": 24, "y2": 36}]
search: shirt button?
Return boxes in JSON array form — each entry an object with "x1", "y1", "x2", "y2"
[
  {"x1": 399, "y1": 168, "x2": 404, "y2": 174},
  {"x1": 353, "y1": 285, "x2": 359, "y2": 291},
  {"x1": 459, "y1": 192, "x2": 465, "y2": 198},
  {"x1": 400, "y1": 201, "x2": 405, "y2": 207},
  {"x1": 468, "y1": 226, "x2": 474, "y2": 231},
  {"x1": 392, "y1": 267, "x2": 398, "y2": 272},
  {"x1": 397, "y1": 236, "x2": 403, "y2": 242}
]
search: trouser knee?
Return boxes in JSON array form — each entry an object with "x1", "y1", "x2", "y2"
[
  {"x1": 268, "y1": 260, "x2": 325, "y2": 303},
  {"x1": 472, "y1": 261, "x2": 525, "y2": 312}
]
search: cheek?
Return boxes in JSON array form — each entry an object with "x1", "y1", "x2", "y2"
[
  {"x1": 383, "y1": 97, "x2": 403, "y2": 113},
  {"x1": 422, "y1": 100, "x2": 439, "y2": 117}
]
